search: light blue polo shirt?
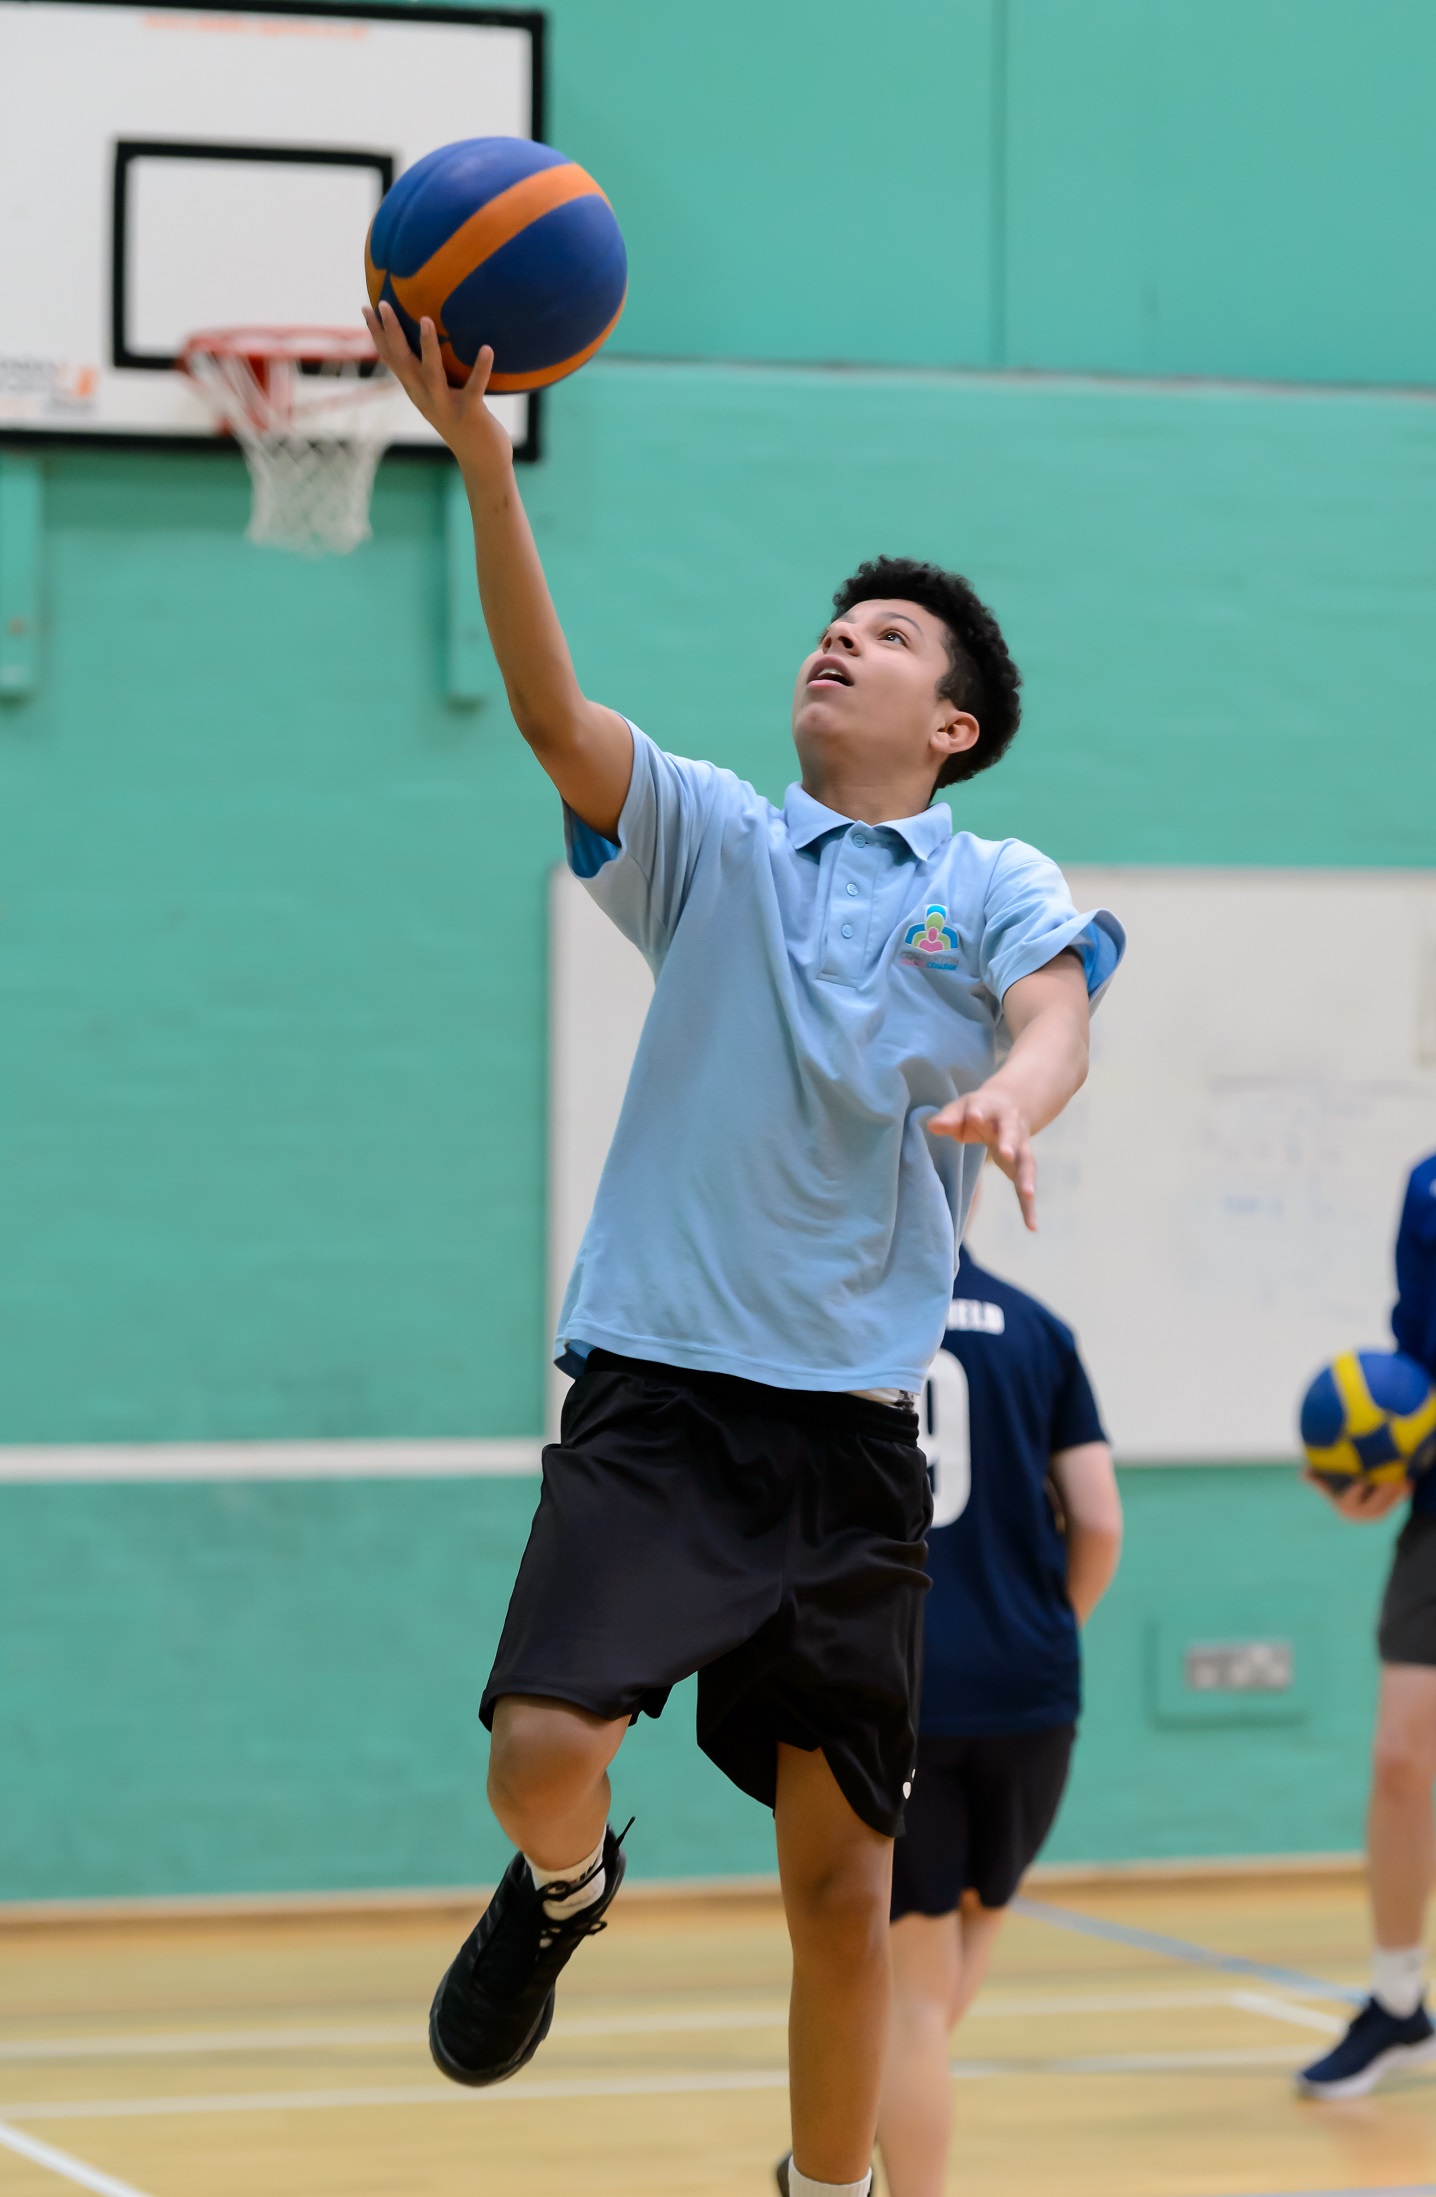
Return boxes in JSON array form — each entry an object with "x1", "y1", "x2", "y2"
[{"x1": 558, "y1": 727, "x2": 1124, "y2": 1393}]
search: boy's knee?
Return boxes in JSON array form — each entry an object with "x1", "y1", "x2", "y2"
[
  {"x1": 1372, "y1": 1727, "x2": 1436, "y2": 1796},
  {"x1": 486, "y1": 1697, "x2": 613, "y2": 1813},
  {"x1": 787, "y1": 1850, "x2": 892, "y2": 1959}
]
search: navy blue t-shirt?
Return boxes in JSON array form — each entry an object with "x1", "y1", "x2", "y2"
[
  {"x1": 917, "y1": 1247, "x2": 1108, "y2": 1736},
  {"x1": 1394, "y1": 1152, "x2": 1436, "y2": 1519}
]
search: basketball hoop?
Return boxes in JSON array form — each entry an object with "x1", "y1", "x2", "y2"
[{"x1": 180, "y1": 327, "x2": 396, "y2": 556}]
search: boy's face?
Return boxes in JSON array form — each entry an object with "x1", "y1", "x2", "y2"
[{"x1": 791, "y1": 598, "x2": 979, "y2": 801}]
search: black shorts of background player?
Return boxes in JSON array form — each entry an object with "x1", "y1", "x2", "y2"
[
  {"x1": 877, "y1": 1223, "x2": 1122, "y2": 2197},
  {"x1": 1298, "y1": 1150, "x2": 1436, "y2": 2100}
]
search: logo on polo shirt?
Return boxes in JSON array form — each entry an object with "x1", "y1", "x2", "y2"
[{"x1": 899, "y1": 903, "x2": 960, "y2": 971}]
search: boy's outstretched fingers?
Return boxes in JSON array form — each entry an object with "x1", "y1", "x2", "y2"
[
  {"x1": 929, "y1": 1094, "x2": 1038, "y2": 1232},
  {"x1": 362, "y1": 306, "x2": 508, "y2": 472},
  {"x1": 457, "y1": 343, "x2": 497, "y2": 413},
  {"x1": 362, "y1": 302, "x2": 426, "y2": 400},
  {"x1": 415, "y1": 313, "x2": 453, "y2": 402}
]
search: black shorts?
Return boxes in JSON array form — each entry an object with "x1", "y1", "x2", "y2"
[
  {"x1": 890, "y1": 1724, "x2": 1075, "y2": 1918},
  {"x1": 1379, "y1": 1510, "x2": 1436, "y2": 1665},
  {"x1": 481, "y1": 1350, "x2": 932, "y2": 1838}
]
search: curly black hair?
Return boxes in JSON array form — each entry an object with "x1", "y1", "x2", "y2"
[{"x1": 830, "y1": 556, "x2": 1022, "y2": 790}]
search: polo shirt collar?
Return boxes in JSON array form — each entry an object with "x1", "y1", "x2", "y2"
[{"x1": 782, "y1": 783, "x2": 954, "y2": 860}]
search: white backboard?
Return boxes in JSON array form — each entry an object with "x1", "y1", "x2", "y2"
[
  {"x1": 549, "y1": 861, "x2": 1436, "y2": 1462},
  {"x1": 0, "y1": 0, "x2": 542, "y2": 455}
]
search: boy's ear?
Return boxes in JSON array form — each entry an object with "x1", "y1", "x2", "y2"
[{"x1": 937, "y1": 709, "x2": 980, "y2": 759}]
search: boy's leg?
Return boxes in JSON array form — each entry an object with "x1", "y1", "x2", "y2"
[
  {"x1": 776, "y1": 1742, "x2": 894, "y2": 2187},
  {"x1": 950, "y1": 1891, "x2": 1005, "y2": 2023},
  {"x1": 877, "y1": 1895, "x2": 1006, "y2": 2197},
  {"x1": 487, "y1": 1694, "x2": 629, "y2": 1868},
  {"x1": 1296, "y1": 1662, "x2": 1436, "y2": 2097},
  {"x1": 1367, "y1": 1663, "x2": 1436, "y2": 1979},
  {"x1": 428, "y1": 1694, "x2": 631, "y2": 2088},
  {"x1": 876, "y1": 1913, "x2": 959, "y2": 2197}
]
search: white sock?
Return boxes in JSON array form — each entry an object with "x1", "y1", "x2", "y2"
[
  {"x1": 524, "y1": 1835, "x2": 606, "y2": 1924},
  {"x1": 1372, "y1": 1943, "x2": 1426, "y2": 2019},
  {"x1": 786, "y1": 2162, "x2": 872, "y2": 2197}
]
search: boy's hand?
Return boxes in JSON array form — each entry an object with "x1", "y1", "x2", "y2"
[
  {"x1": 363, "y1": 302, "x2": 513, "y2": 480},
  {"x1": 928, "y1": 953, "x2": 1089, "y2": 1234},
  {"x1": 929, "y1": 1090, "x2": 1037, "y2": 1231},
  {"x1": 1304, "y1": 1469, "x2": 1407, "y2": 1521}
]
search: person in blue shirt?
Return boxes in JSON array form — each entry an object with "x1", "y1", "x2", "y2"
[
  {"x1": 1299, "y1": 1153, "x2": 1436, "y2": 2098},
  {"x1": 875, "y1": 1218, "x2": 1122, "y2": 2196},
  {"x1": 366, "y1": 305, "x2": 1123, "y2": 2197}
]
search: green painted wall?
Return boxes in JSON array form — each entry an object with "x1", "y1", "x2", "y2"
[
  {"x1": 545, "y1": 0, "x2": 1436, "y2": 387},
  {"x1": 0, "y1": 1467, "x2": 1396, "y2": 1898},
  {"x1": 3, "y1": 0, "x2": 1434, "y2": 1897},
  {"x1": 549, "y1": 0, "x2": 1000, "y2": 369},
  {"x1": 3, "y1": 455, "x2": 550, "y2": 1443},
  {"x1": 1003, "y1": 0, "x2": 1436, "y2": 384}
]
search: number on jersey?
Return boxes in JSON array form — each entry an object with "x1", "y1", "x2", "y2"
[{"x1": 920, "y1": 1349, "x2": 971, "y2": 1527}]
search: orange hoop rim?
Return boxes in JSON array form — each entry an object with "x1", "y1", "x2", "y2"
[{"x1": 179, "y1": 325, "x2": 378, "y2": 371}]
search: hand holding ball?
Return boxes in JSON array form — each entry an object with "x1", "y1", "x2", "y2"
[
  {"x1": 1300, "y1": 1348, "x2": 1436, "y2": 1496},
  {"x1": 365, "y1": 136, "x2": 626, "y2": 390}
]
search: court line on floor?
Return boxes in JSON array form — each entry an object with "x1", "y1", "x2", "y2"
[
  {"x1": 0, "y1": 1985, "x2": 1327, "y2": 2063},
  {"x1": 0, "y1": 2011, "x2": 787, "y2": 2063},
  {"x1": 0, "y1": 2024, "x2": 422, "y2": 2063},
  {"x1": 1012, "y1": 1896, "x2": 1365, "y2": 2005},
  {"x1": 0, "y1": 2046, "x2": 1323, "y2": 2122},
  {"x1": 0, "y1": 2117, "x2": 155, "y2": 2197},
  {"x1": 0, "y1": 2072, "x2": 786, "y2": 2120},
  {"x1": 1230, "y1": 1990, "x2": 1342, "y2": 2035}
]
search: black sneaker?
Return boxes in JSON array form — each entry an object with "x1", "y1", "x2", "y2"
[
  {"x1": 428, "y1": 1822, "x2": 628, "y2": 2087},
  {"x1": 1296, "y1": 1995, "x2": 1436, "y2": 2098}
]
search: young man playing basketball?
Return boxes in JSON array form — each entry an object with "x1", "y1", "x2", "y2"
[
  {"x1": 366, "y1": 303, "x2": 1124, "y2": 2197},
  {"x1": 877, "y1": 1197, "x2": 1122, "y2": 2196}
]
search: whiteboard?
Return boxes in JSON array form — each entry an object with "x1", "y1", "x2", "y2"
[
  {"x1": 549, "y1": 864, "x2": 1436, "y2": 1461},
  {"x1": 969, "y1": 868, "x2": 1436, "y2": 1460}
]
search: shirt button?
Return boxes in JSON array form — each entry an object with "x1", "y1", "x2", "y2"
[
  {"x1": 851, "y1": 832, "x2": 867, "y2": 846},
  {"x1": 845, "y1": 881, "x2": 858, "y2": 897},
  {"x1": 841, "y1": 922, "x2": 854, "y2": 938}
]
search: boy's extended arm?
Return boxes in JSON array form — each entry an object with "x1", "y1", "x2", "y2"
[
  {"x1": 928, "y1": 949, "x2": 1091, "y2": 1231},
  {"x1": 364, "y1": 304, "x2": 632, "y2": 836},
  {"x1": 1049, "y1": 1441, "x2": 1122, "y2": 1624}
]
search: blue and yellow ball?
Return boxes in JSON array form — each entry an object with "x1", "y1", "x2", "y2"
[
  {"x1": 365, "y1": 137, "x2": 627, "y2": 391},
  {"x1": 1300, "y1": 1348, "x2": 1436, "y2": 1492}
]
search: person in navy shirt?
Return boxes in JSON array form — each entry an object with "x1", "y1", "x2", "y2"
[
  {"x1": 1300, "y1": 1154, "x2": 1436, "y2": 2098},
  {"x1": 877, "y1": 1225, "x2": 1122, "y2": 2197}
]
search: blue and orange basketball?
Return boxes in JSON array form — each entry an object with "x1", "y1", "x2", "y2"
[
  {"x1": 364, "y1": 137, "x2": 626, "y2": 391},
  {"x1": 1299, "y1": 1348, "x2": 1436, "y2": 1492}
]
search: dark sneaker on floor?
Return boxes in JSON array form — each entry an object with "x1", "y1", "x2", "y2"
[
  {"x1": 428, "y1": 1822, "x2": 627, "y2": 2087},
  {"x1": 1296, "y1": 1995, "x2": 1436, "y2": 2098}
]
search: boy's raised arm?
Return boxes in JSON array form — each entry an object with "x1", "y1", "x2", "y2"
[{"x1": 365, "y1": 303, "x2": 633, "y2": 837}]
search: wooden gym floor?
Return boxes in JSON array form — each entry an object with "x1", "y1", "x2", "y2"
[{"x1": 1, "y1": 1873, "x2": 1433, "y2": 2197}]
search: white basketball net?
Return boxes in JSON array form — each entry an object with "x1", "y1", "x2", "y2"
[{"x1": 182, "y1": 329, "x2": 396, "y2": 557}]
